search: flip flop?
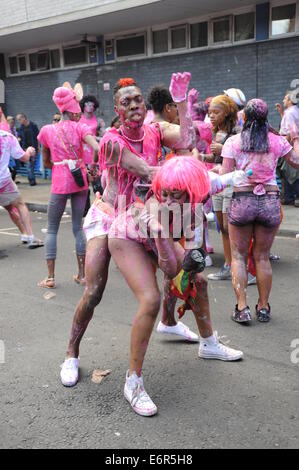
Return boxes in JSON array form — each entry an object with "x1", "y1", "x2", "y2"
[{"x1": 38, "y1": 277, "x2": 56, "y2": 289}]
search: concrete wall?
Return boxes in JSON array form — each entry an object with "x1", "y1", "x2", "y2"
[
  {"x1": 4, "y1": 36, "x2": 299, "y2": 130},
  {"x1": 0, "y1": 0, "x2": 122, "y2": 29}
]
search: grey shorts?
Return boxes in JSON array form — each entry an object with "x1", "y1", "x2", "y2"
[
  {"x1": 212, "y1": 187, "x2": 233, "y2": 214},
  {"x1": 0, "y1": 178, "x2": 20, "y2": 207}
]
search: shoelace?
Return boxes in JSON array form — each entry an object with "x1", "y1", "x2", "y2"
[
  {"x1": 214, "y1": 331, "x2": 231, "y2": 347},
  {"x1": 131, "y1": 384, "x2": 151, "y2": 407}
]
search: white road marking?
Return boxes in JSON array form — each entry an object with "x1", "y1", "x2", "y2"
[{"x1": 0, "y1": 231, "x2": 19, "y2": 237}]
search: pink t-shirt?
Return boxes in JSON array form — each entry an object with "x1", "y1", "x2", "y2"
[
  {"x1": 38, "y1": 120, "x2": 91, "y2": 194},
  {"x1": 80, "y1": 115, "x2": 98, "y2": 165},
  {"x1": 222, "y1": 132, "x2": 292, "y2": 189}
]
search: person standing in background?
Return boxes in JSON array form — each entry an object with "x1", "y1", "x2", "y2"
[
  {"x1": 276, "y1": 91, "x2": 299, "y2": 206},
  {"x1": 80, "y1": 95, "x2": 106, "y2": 213},
  {"x1": 16, "y1": 113, "x2": 40, "y2": 186}
]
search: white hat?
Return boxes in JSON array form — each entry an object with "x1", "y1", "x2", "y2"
[{"x1": 224, "y1": 88, "x2": 246, "y2": 107}]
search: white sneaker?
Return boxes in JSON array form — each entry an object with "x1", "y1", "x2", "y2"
[
  {"x1": 198, "y1": 332, "x2": 243, "y2": 361},
  {"x1": 60, "y1": 358, "x2": 79, "y2": 387},
  {"x1": 205, "y1": 255, "x2": 213, "y2": 267},
  {"x1": 21, "y1": 234, "x2": 30, "y2": 244},
  {"x1": 124, "y1": 371, "x2": 157, "y2": 417},
  {"x1": 156, "y1": 321, "x2": 199, "y2": 342}
]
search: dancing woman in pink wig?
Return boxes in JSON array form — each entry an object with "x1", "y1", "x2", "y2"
[{"x1": 108, "y1": 156, "x2": 243, "y2": 417}]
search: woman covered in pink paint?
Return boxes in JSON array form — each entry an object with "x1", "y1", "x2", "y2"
[
  {"x1": 221, "y1": 98, "x2": 299, "y2": 323},
  {"x1": 37, "y1": 83, "x2": 99, "y2": 289},
  {"x1": 108, "y1": 156, "x2": 244, "y2": 417}
]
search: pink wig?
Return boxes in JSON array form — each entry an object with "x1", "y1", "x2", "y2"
[{"x1": 152, "y1": 156, "x2": 210, "y2": 205}]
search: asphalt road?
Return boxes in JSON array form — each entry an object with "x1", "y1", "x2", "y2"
[{"x1": 1, "y1": 209, "x2": 299, "y2": 449}]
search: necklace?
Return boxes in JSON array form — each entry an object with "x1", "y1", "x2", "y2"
[{"x1": 120, "y1": 127, "x2": 146, "y2": 143}]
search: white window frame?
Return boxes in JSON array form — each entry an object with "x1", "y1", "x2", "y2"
[
  {"x1": 233, "y1": 11, "x2": 256, "y2": 43},
  {"x1": 63, "y1": 44, "x2": 88, "y2": 67},
  {"x1": 152, "y1": 28, "x2": 169, "y2": 55},
  {"x1": 114, "y1": 31, "x2": 147, "y2": 62},
  {"x1": 170, "y1": 24, "x2": 188, "y2": 51},
  {"x1": 189, "y1": 21, "x2": 209, "y2": 50},
  {"x1": 5, "y1": 40, "x2": 99, "y2": 77},
  {"x1": 211, "y1": 15, "x2": 233, "y2": 46},
  {"x1": 270, "y1": 0, "x2": 299, "y2": 38},
  {"x1": 7, "y1": 56, "x2": 19, "y2": 75}
]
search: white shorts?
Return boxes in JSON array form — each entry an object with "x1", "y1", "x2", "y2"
[{"x1": 83, "y1": 198, "x2": 115, "y2": 242}]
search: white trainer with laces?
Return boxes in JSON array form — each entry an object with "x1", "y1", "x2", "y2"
[
  {"x1": 60, "y1": 358, "x2": 79, "y2": 387},
  {"x1": 156, "y1": 321, "x2": 199, "y2": 342},
  {"x1": 198, "y1": 332, "x2": 243, "y2": 361},
  {"x1": 124, "y1": 371, "x2": 157, "y2": 417}
]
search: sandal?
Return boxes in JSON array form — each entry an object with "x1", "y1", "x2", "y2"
[
  {"x1": 256, "y1": 303, "x2": 271, "y2": 323},
  {"x1": 38, "y1": 277, "x2": 56, "y2": 289},
  {"x1": 73, "y1": 275, "x2": 86, "y2": 286}
]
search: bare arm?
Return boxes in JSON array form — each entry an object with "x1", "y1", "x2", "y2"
[
  {"x1": 84, "y1": 134, "x2": 99, "y2": 153},
  {"x1": 107, "y1": 141, "x2": 156, "y2": 180},
  {"x1": 41, "y1": 146, "x2": 53, "y2": 169},
  {"x1": 20, "y1": 146, "x2": 36, "y2": 163},
  {"x1": 284, "y1": 141, "x2": 299, "y2": 169},
  {"x1": 220, "y1": 157, "x2": 235, "y2": 174},
  {"x1": 160, "y1": 100, "x2": 196, "y2": 150}
]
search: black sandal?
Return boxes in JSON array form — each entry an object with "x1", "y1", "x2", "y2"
[{"x1": 256, "y1": 304, "x2": 271, "y2": 322}]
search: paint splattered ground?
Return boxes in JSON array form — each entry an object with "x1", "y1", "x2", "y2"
[{"x1": 1, "y1": 210, "x2": 299, "y2": 449}]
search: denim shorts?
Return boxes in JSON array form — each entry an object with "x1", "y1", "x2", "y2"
[{"x1": 228, "y1": 192, "x2": 281, "y2": 228}]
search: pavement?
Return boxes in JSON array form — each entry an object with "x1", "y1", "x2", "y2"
[
  {"x1": 11, "y1": 176, "x2": 299, "y2": 237},
  {"x1": 1, "y1": 211, "x2": 299, "y2": 449}
]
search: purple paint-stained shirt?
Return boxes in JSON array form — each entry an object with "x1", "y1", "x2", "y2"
[{"x1": 222, "y1": 132, "x2": 292, "y2": 188}]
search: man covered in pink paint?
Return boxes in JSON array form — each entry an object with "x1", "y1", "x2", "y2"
[{"x1": 60, "y1": 73, "x2": 198, "y2": 387}]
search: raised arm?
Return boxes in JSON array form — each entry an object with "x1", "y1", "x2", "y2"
[{"x1": 160, "y1": 72, "x2": 196, "y2": 150}]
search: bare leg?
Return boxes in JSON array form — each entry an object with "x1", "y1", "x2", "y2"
[
  {"x1": 215, "y1": 211, "x2": 231, "y2": 265},
  {"x1": 172, "y1": 242, "x2": 213, "y2": 338},
  {"x1": 253, "y1": 224, "x2": 278, "y2": 309},
  {"x1": 7, "y1": 198, "x2": 33, "y2": 236},
  {"x1": 161, "y1": 275, "x2": 177, "y2": 326},
  {"x1": 66, "y1": 236, "x2": 111, "y2": 359},
  {"x1": 229, "y1": 223, "x2": 253, "y2": 310},
  {"x1": 109, "y1": 239, "x2": 160, "y2": 377},
  {"x1": 5, "y1": 204, "x2": 26, "y2": 234},
  {"x1": 74, "y1": 255, "x2": 85, "y2": 283}
]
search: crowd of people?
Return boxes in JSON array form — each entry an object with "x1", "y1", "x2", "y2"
[{"x1": 1, "y1": 72, "x2": 299, "y2": 417}]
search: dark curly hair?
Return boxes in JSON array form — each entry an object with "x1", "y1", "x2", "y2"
[
  {"x1": 147, "y1": 85, "x2": 173, "y2": 114},
  {"x1": 80, "y1": 95, "x2": 99, "y2": 112}
]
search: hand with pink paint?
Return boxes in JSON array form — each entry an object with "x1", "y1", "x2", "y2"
[
  {"x1": 26, "y1": 146, "x2": 36, "y2": 158},
  {"x1": 188, "y1": 88, "x2": 200, "y2": 106},
  {"x1": 169, "y1": 72, "x2": 191, "y2": 103}
]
